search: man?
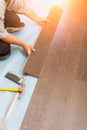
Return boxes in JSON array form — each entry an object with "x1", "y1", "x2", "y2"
[{"x1": 0, "y1": 0, "x2": 49, "y2": 56}]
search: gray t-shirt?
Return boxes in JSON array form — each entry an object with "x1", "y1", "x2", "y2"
[{"x1": 0, "y1": 0, "x2": 31, "y2": 38}]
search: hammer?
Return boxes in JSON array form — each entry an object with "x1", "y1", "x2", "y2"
[
  {"x1": 0, "y1": 76, "x2": 25, "y2": 94},
  {"x1": 0, "y1": 77, "x2": 25, "y2": 130}
]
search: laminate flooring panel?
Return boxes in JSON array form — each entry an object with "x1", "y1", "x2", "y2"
[
  {"x1": 21, "y1": 0, "x2": 87, "y2": 130},
  {"x1": 23, "y1": 6, "x2": 62, "y2": 77}
]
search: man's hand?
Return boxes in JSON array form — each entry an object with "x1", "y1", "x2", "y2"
[
  {"x1": 22, "y1": 42, "x2": 36, "y2": 56},
  {"x1": 38, "y1": 18, "x2": 50, "y2": 26}
]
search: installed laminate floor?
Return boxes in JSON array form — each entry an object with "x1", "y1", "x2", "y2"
[{"x1": 21, "y1": 0, "x2": 87, "y2": 130}]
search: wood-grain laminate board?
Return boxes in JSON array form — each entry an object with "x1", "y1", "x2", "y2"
[
  {"x1": 23, "y1": 6, "x2": 62, "y2": 77},
  {"x1": 21, "y1": 0, "x2": 87, "y2": 130}
]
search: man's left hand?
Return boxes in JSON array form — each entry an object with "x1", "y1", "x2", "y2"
[{"x1": 38, "y1": 18, "x2": 50, "y2": 26}]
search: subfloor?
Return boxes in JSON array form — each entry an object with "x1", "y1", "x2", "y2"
[{"x1": 0, "y1": 14, "x2": 39, "y2": 130}]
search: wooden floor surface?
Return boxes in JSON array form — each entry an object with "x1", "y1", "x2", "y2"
[{"x1": 21, "y1": 0, "x2": 87, "y2": 130}]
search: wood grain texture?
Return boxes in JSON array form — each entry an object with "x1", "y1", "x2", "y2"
[
  {"x1": 23, "y1": 6, "x2": 62, "y2": 77},
  {"x1": 76, "y1": 28, "x2": 87, "y2": 81},
  {"x1": 21, "y1": 0, "x2": 87, "y2": 130}
]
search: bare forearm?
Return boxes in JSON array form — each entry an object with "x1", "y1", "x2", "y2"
[
  {"x1": 24, "y1": 8, "x2": 42, "y2": 24},
  {"x1": 1, "y1": 33, "x2": 26, "y2": 47},
  {"x1": 23, "y1": 6, "x2": 49, "y2": 25},
  {"x1": 0, "y1": 33, "x2": 35, "y2": 55}
]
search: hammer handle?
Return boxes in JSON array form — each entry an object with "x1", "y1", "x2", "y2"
[{"x1": 0, "y1": 87, "x2": 20, "y2": 92}]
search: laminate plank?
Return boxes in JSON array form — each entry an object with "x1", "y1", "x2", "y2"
[
  {"x1": 21, "y1": 0, "x2": 87, "y2": 130},
  {"x1": 23, "y1": 6, "x2": 62, "y2": 77}
]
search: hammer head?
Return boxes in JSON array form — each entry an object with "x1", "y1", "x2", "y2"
[
  {"x1": 5, "y1": 72, "x2": 26, "y2": 98},
  {"x1": 18, "y1": 77, "x2": 25, "y2": 99}
]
